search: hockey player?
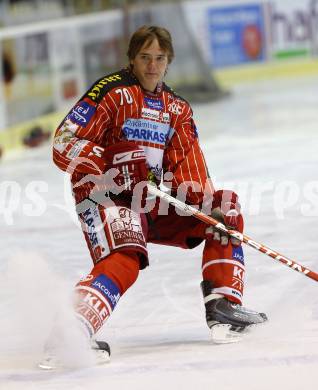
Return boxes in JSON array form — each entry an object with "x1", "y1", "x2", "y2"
[{"x1": 51, "y1": 25, "x2": 266, "y2": 362}]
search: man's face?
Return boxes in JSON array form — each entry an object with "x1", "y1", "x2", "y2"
[{"x1": 130, "y1": 38, "x2": 168, "y2": 92}]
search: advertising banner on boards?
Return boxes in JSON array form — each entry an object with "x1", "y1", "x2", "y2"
[
  {"x1": 266, "y1": 0, "x2": 318, "y2": 60},
  {"x1": 207, "y1": 3, "x2": 266, "y2": 68}
]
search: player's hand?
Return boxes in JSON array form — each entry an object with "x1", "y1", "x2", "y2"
[
  {"x1": 104, "y1": 141, "x2": 148, "y2": 195},
  {"x1": 206, "y1": 189, "x2": 243, "y2": 246}
]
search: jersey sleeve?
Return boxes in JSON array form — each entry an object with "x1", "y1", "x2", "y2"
[
  {"x1": 53, "y1": 70, "x2": 127, "y2": 176},
  {"x1": 52, "y1": 95, "x2": 113, "y2": 175},
  {"x1": 163, "y1": 105, "x2": 215, "y2": 206}
]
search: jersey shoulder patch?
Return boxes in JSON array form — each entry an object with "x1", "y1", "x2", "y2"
[
  {"x1": 163, "y1": 83, "x2": 190, "y2": 106},
  {"x1": 163, "y1": 84, "x2": 192, "y2": 118},
  {"x1": 84, "y1": 69, "x2": 137, "y2": 104}
]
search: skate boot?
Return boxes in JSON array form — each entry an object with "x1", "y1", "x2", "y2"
[{"x1": 201, "y1": 280, "x2": 267, "y2": 344}]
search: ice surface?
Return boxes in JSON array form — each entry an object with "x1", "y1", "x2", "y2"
[{"x1": 1, "y1": 76, "x2": 318, "y2": 389}]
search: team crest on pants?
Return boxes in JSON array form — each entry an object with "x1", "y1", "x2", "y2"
[
  {"x1": 79, "y1": 203, "x2": 147, "y2": 264},
  {"x1": 106, "y1": 207, "x2": 146, "y2": 250}
]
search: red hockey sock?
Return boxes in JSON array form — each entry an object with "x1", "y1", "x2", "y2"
[
  {"x1": 89, "y1": 251, "x2": 140, "y2": 294},
  {"x1": 74, "y1": 251, "x2": 140, "y2": 336},
  {"x1": 202, "y1": 240, "x2": 245, "y2": 304}
]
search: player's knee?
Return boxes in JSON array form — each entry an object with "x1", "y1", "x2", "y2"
[{"x1": 91, "y1": 251, "x2": 140, "y2": 294}]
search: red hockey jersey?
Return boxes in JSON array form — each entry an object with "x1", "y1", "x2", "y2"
[{"x1": 53, "y1": 68, "x2": 214, "y2": 205}]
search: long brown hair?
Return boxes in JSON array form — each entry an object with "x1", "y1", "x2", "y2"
[{"x1": 127, "y1": 25, "x2": 174, "y2": 64}]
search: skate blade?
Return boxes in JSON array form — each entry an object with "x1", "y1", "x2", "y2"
[
  {"x1": 38, "y1": 356, "x2": 58, "y2": 370},
  {"x1": 210, "y1": 324, "x2": 244, "y2": 344},
  {"x1": 38, "y1": 350, "x2": 110, "y2": 370},
  {"x1": 94, "y1": 349, "x2": 111, "y2": 365}
]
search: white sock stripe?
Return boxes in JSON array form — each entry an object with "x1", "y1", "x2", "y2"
[
  {"x1": 204, "y1": 293, "x2": 224, "y2": 304},
  {"x1": 202, "y1": 258, "x2": 245, "y2": 273},
  {"x1": 75, "y1": 285, "x2": 113, "y2": 315},
  {"x1": 211, "y1": 286, "x2": 242, "y2": 302}
]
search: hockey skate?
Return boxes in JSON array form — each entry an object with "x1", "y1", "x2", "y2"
[
  {"x1": 38, "y1": 339, "x2": 111, "y2": 370},
  {"x1": 201, "y1": 280, "x2": 267, "y2": 344}
]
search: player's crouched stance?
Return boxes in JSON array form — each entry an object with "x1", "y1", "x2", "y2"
[
  {"x1": 42, "y1": 26, "x2": 267, "y2": 369},
  {"x1": 40, "y1": 148, "x2": 266, "y2": 370}
]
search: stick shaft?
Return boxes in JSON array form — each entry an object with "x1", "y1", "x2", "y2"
[{"x1": 147, "y1": 184, "x2": 318, "y2": 282}]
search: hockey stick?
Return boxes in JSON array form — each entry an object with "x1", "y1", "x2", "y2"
[{"x1": 147, "y1": 184, "x2": 318, "y2": 283}]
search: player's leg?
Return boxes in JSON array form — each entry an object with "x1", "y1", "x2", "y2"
[
  {"x1": 200, "y1": 224, "x2": 267, "y2": 342},
  {"x1": 39, "y1": 201, "x2": 148, "y2": 369},
  {"x1": 148, "y1": 207, "x2": 266, "y2": 342},
  {"x1": 148, "y1": 204, "x2": 245, "y2": 302},
  {"x1": 75, "y1": 251, "x2": 140, "y2": 337},
  {"x1": 202, "y1": 239, "x2": 245, "y2": 304},
  {"x1": 75, "y1": 201, "x2": 148, "y2": 338}
]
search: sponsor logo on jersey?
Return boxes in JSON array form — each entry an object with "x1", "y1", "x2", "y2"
[
  {"x1": 113, "y1": 153, "x2": 130, "y2": 163},
  {"x1": 91, "y1": 274, "x2": 121, "y2": 310},
  {"x1": 66, "y1": 139, "x2": 89, "y2": 159},
  {"x1": 144, "y1": 97, "x2": 164, "y2": 110},
  {"x1": 141, "y1": 108, "x2": 160, "y2": 120},
  {"x1": 168, "y1": 101, "x2": 184, "y2": 115},
  {"x1": 68, "y1": 101, "x2": 96, "y2": 127},
  {"x1": 232, "y1": 246, "x2": 245, "y2": 264},
  {"x1": 141, "y1": 108, "x2": 170, "y2": 123},
  {"x1": 87, "y1": 74, "x2": 121, "y2": 101},
  {"x1": 54, "y1": 123, "x2": 77, "y2": 153},
  {"x1": 113, "y1": 150, "x2": 145, "y2": 164},
  {"x1": 122, "y1": 118, "x2": 170, "y2": 145},
  {"x1": 162, "y1": 112, "x2": 170, "y2": 123}
]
